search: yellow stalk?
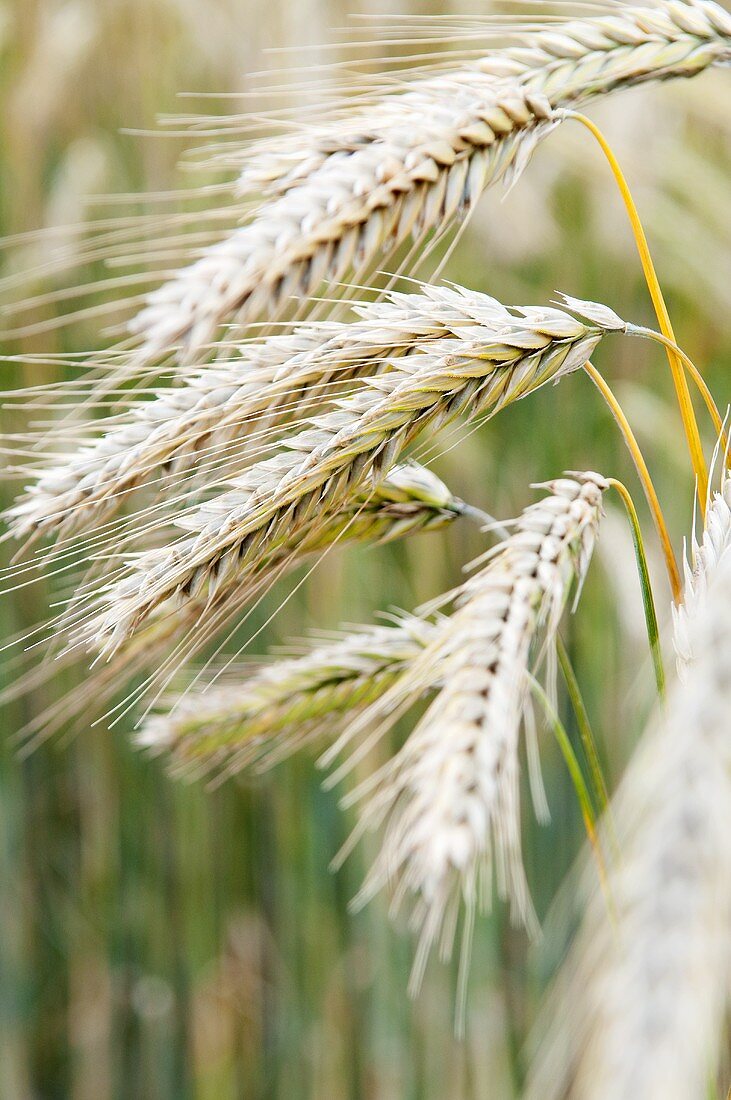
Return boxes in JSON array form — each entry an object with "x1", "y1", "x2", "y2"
[
  {"x1": 584, "y1": 361, "x2": 681, "y2": 603},
  {"x1": 629, "y1": 325, "x2": 727, "y2": 455},
  {"x1": 567, "y1": 110, "x2": 709, "y2": 511}
]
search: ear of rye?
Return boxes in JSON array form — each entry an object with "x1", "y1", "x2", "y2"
[
  {"x1": 85, "y1": 297, "x2": 618, "y2": 652},
  {"x1": 339, "y1": 472, "x2": 607, "y2": 986},
  {"x1": 15, "y1": 462, "x2": 461, "y2": 747},
  {"x1": 7, "y1": 286, "x2": 578, "y2": 543},
  {"x1": 137, "y1": 617, "x2": 437, "y2": 781},
  {"x1": 128, "y1": 0, "x2": 731, "y2": 366}
]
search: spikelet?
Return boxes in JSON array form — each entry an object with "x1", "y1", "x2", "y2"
[
  {"x1": 525, "y1": 554, "x2": 731, "y2": 1100},
  {"x1": 128, "y1": 0, "x2": 731, "y2": 366},
  {"x1": 6, "y1": 285, "x2": 582, "y2": 542},
  {"x1": 672, "y1": 467, "x2": 731, "y2": 670},
  {"x1": 84, "y1": 294, "x2": 624, "y2": 653},
  {"x1": 137, "y1": 616, "x2": 436, "y2": 781},
  {"x1": 343, "y1": 472, "x2": 607, "y2": 986}
]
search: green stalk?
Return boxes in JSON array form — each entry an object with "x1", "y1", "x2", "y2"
[
  {"x1": 530, "y1": 675, "x2": 615, "y2": 919},
  {"x1": 608, "y1": 479, "x2": 665, "y2": 699},
  {"x1": 556, "y1": 636, "x2": 610, "y2": 821}
]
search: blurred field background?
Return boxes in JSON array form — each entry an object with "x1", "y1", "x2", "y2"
[{"x1": 0, "y1": 1, "x2": 729, "y2": 1097}]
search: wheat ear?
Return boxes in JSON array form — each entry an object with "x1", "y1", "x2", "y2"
[
  {"x1": 525, "y1": 554, "x2": 731, "y2": 1100},
  {"x1": 137, "y1": 617, "x2": 436, "y2": 781},
  {"x1": 8, "y1": 285, "x2": 573, "y2": 542},
  {"x1": 14, "y1": 462, "x2": 462, "y2": 745},
  {"x1": 672, "y1": 467, "x2": 731, "y2": 670},
  {"x1": 67, "y1": 458, "x2": 462, "y2": 654},
  {"x1": 242, "y1": 1, "x2": 731, "y2": 197},
  {"x1": 130, "y1": 86, "x2": 554, "y2": 365},
  {"x1": 129, "y1": 0, "x2": 731, "y2": 366},
  {"x1": 84, "y1": 295, "x2": 623, "y2": 653},
  {"x1": 339, "y1": 472, "x2": 607, "y2": 987}
]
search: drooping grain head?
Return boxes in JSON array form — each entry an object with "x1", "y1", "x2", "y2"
[
  {"x1": 129, "y1": 87, "x2": 556, "y2": 366},
  {"x1": 81, "y1": 294, "x2": 621, "y2": 655},
  {"x1": 82, "y1": 456, "x2": 460, "y2": 644},
  {"x1": 7, "y1": 462, "x2": 462, "y2": 749},
  {"x1": 137, "y1": 617, "x2": 437, "y2": 781},
  {"x1": 7, "y1": 285, "x2": 543, "y2": 544},
  {"x1": 341, "y1": 472, "x2": 607, "y2": 986},
  {"x1": 125, "y1": 1, "x2": 731, "y2": 368}
]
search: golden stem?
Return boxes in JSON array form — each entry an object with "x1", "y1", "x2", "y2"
[
  {"x1": 584, "y1": 361, "x2": 681, "y2": 603},
  {"x1": 567, "y1": 110, "x2": 709, "y2": 512}
]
